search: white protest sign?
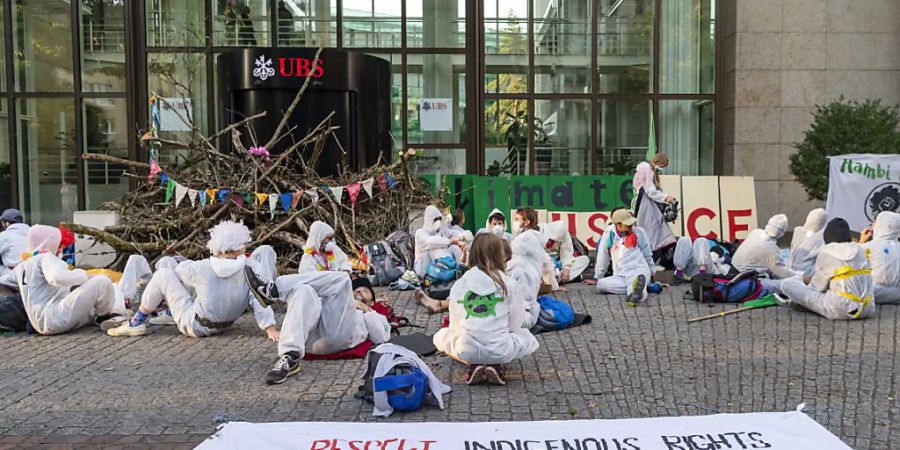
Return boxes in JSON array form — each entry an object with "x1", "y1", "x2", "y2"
[
  {"x1": 197, "y1": 412, "x2": 851, "y2": 450},
  {"x1": 159, "y1": 97, "x2": 194, "y2": 131},
  {"x1": 681, "y1": 176, "x2": 722, "y2": 240},
  {"x1": 719, "y1": 176, "x2": 759, "y2": 242},
  {"x1": 420, "y1": 98, "x2": 453, "y2": 131},
  {"x1": 826, "y1": 153, "x2": 900, "y2": 232}
]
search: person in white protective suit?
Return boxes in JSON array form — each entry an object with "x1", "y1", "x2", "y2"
[
  {"x1": 731, "y1": 214, "x2": 797, "y2": 293},
  {"x1": 0, "y1": 209, "x2": 29, "y2": 280},
  {"x1": 298, "y1": 221, "x2": 351, "y2": 273},
  {"x1": 788, "y1": 208, "x2": 828, "y2": 278},
  {"x1": 512, "y1": 207, "x2": 557, "y2": 292},
  {"x1": 414, "y1": 205, "x2": 462, "y2": 279},
  {"x1": 633, "y1": 153, "x2": 677, "y2": 253},
  {"x1": 433, "y1": 233, "x2": 539, "y2": 386},
  {"x1": 586, "y1": 209, "x2": 655, "y2": 304},
  {"x1": 779, "y1": 218, "x2": 876, "y2": 320},
  {"x1": 672, "y1": 237, "x2": 733, "y2": 283},
  {"x1": 244, "y1": 268, "x2": 391, "y2": 385},
  {"x1": 859, "y1": 211, "x2": 900, "y2": 304},
  {"x1": 443, "y1": 208, "x2": 474, "y2": 265},
  {"x1": 540, "y1": 220, "x2": 590, "y2": 286},
  {"x1": 14, "y1": 225, "x2": 126, "y2": 335},
  {"x1": 106, "y1": 220, "x2": 279, "y2": 339},
  {"x1": 506, "y1": 230, "x2": 546, "y2": 329},
  {"x1": 476, "y1": 209, "x2": 514, "y2": 243},
  {"x1": 115, "y1": 254, "x2": 185, "y2": 325}
]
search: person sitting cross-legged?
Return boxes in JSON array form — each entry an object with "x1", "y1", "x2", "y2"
[{"x1": 585, "y1": 209, "x2": 655, "y2": 304}]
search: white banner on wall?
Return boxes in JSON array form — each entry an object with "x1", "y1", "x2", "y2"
[
  {"x1": 159, "y1": 97, "x2": 194, "y2": 132},
  {"x1": 197, "y1": 412, "x2": 850, "y2": 450},
  {"x1": 419, "y1": 98, "x2": 453, "y2": 131},
  {"x1": 826, "y1": 153, "x2": 900, "y2": 232}
]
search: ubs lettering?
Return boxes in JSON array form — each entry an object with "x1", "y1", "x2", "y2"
[{"x1": 278, "y1": 57, "x2": 325, "y2": 78}]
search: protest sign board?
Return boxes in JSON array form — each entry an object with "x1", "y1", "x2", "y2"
[{"x1": 826, "y1": 153, "x2": 900, "y2": 231}]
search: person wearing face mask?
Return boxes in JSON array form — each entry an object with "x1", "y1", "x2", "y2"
[
  {"x1": 443, "y1": 208, "x2": 474, "y2": 266},
  {"x1": 298, "y1": 221, "x2": 352, "y2": 273},
  {"x1": 584, "y1": 209, "x2": 655, "y2": 304},
  {"x1": 731, "y1": 214, "x2": 798, "y2": 294},
  {"x1": 477, "y1": 209, "x2": 514, "y2": 244},
  {"x1": 777, "y1": 218, "x2": 875, "y2": 320},
  {"x1": 859, "y1": 211, "x2": 900, "y2": 304},
  {"x1": 633, "y1": 153, "x2": 677, "y2": 255},
  {"x1": 512, "y1": 207, "x2": 558, "y2": 291},
  {"x1": 414, "y1": 205, "x2": 463, "y2": 280},
  {"x1": 788, "y1": 208, "x2": 828, "y2": 278}
]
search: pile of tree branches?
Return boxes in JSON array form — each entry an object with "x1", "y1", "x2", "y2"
[{"x1": 67, "y1": 49, "x2": 435, "y2": 272}]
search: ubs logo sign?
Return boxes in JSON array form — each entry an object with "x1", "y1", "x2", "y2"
[
  {"x1": 252, "y1": 55, "x2": 275, "y2": 81},
  {"x1": 252, "y1": 55, "x2": 325, "y2": 81}
]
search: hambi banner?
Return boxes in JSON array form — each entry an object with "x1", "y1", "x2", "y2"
[
  {"x1": 196, "y1": 411, "x2": 850, "y2": 450},
  {"x1": 826, "y1": 153, "x2": 900, "y2": 232}
]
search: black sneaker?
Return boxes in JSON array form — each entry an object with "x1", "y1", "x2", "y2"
[
  {"x1": 628, "y1": 274, "x2": 648, "y2": 304},
  {"x1": 265, "y1": 352, "x2": 300, "y2": 385},
  {"x1": 245, "y1": 266, "x2": 279, "y2": 307}
]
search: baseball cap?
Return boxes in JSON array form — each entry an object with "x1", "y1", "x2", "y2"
[
  {"x1": 0, "y1": 208, "x2": 23, "y2": 223},
  {"x1": 612, "y1": 209, "x2": 637, "y2": 226}
]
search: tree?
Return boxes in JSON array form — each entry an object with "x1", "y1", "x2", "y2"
[{"x1": 790, "y1": 97, "x2": 900, "y2": 201}]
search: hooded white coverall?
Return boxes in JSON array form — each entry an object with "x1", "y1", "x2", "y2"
[
  {"x1": 16, "y1": 254, "x2": 118, "y2": 335},
  {"x1": 788, "y1": 209, "x2": 828, "y2": 278},
  {"x1": 781, "y1": 243, "x2": 876, "y2": 320},
  {"x1": 633, "y1": 161, "x2": 677, "y2": 252},
  {"x1": 414, "y1": 205, "x2": 454, "y2": 279},
  {"x1": 476, "y1": 208, "x2": 514, "y2": 243},
  {"x1": 298, "y1": 221, "x2": 352, "y2": 273},
  {"x1": 540, "y1": 221, "x2": 590, "y2": 286},
  {"x1": 673, "y1": 237, "x2": 731, "y2": 278},
  {"x1": 137, "y1": 246, "x2": 277, "y2": 337},
  {"x1": 593, "y1": 225, "x2": 655, "y2": 301},
  {"x1": 443, "y1": 223, "x2": 474, "y2": 265},
  {"x1": 731, "y1": 215, "x2": 797, "y2": 293},
  {"x1": 0, "y1": 223, "x2": 29, "y2": 278},
  {"x1": 276, "y1": 270, "x2": 390, "y2": 357},
  {"x1": 862, "y1": 211, "x2": 900, "y2": 304},
  {"x1": 507, "y1": 230, "x2": 546, "y2": 329},
  {"x1": 433, "y1": 267, "x2": 539, "y2": 365}
]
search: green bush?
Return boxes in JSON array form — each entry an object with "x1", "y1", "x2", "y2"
[{"x1": 790, "y1": 97, "x2": 900, "y2": 200}]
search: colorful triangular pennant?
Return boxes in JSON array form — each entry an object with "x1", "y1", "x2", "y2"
[
  {"x1": 279, "y1": 193, "x2": 293, "y2": 212},
  {"x1": 362, "y1": 178, "x2": 374, "y2": 198},
  {"x1": 347, "y1": 182, "x2": 361, "y2": 207}
]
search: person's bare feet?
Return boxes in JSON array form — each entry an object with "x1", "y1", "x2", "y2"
[{"x1": 415, "y1": 289, "x2": 445, "y2": 314}]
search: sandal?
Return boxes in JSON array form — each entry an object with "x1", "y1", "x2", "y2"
[
  {"x1": 465, "y1": 365, "x2": 486, "y2": 385},
  {"x1": 484, "y1": 365, "x2": 507, "y2": 386}
]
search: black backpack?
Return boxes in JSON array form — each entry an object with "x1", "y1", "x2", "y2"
[
  {"x1": 0, "y1": 295, "x2": 28, "y2": 332},
  {"x1": 386, "y1": 230, "x2": 415, "y2": 270},
  {"x1": 365, "y1": 241, "x2": 406, "y2": 286}
]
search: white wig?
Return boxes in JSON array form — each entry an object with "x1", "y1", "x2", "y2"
[{"x1": 207, "y1": 220, "x2": 252, "y2": 255}]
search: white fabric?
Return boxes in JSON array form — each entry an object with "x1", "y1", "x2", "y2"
[
  {"x1": 674, "y1": 237, "x2": 713, "y2": 278},
  {"x1": 433, "y1": 267, "x2": 539, "y2": 365},
  {"x1": 139, "y1": 246, "x2": 277, "y2": 337},
  {"x1": 732, "y1": 229, "x2": 797, "y2": 279},
  {"x1": 825, "y1": 153, "x2": 900, "y2": 232},
  {"x1": 782, "y1": 243, "x2": 875, "y2": 320},
  {"x1": 363, "y1": 343, "x2": 452, "y2": 417},
  {"x1": 863, "y1": 211, "x2": 900, "y2": 304},
  {"x1": 540, "y1": 221, "x2": 589, "y2": 283},
  {"x1": 15, "y1": 253, "x2": 116, "y2": 335},
  {"x1": 765, "y1": 214, "x2": 789, "y2": 239},
  {"x1": 789, "y1": 231, "x2": 825, "y2": 278},
  {"x1": 414, "y1": 206, "x2": 453, "y2": 278},
  {"x1": 443, "y1": 224, "x2": 474, "y2": 265},
  {"x1": 206, "y1": 221, "x2": 251, "y2": 255},
  {"x1": 362, "y1": 310, "x2": 391, "y2": 345},
  {"x1": 275, "y1": 271, "x2": 369, "y2": 356},
  {"x1": 0, "y1": 223, "x2": 29, "y2": 270},
  {"x1": 507, "y1": 230, "x2": 545, "y2": 329},
  {"x1": 298, "y1": 221, "x2": 351, "y2": 273},
  {"x1": 632, "y1": 161, "x2": 667, "y2": 203},
  {"x1": 593, "y1": 225, "x2": 653, "y2": 301},
  {"x1": 595, "y1": 274, "x2": 647, "y2": 302}
]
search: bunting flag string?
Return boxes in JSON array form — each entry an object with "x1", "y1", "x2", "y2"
[
  {"x1": 330, "y1": 186, "x2": 344, "y2": 204},
  {"x1": 279, "y1": 193, "x2": 293, "y2": 213},
  {"x1": 160, "y1": 172, "x2": 169, "y2": 187},
  {"x1": 241, "y1": 192, "x2": 255, "y2": 206},
  {"x1": 377, "y1": 173, "x2": 388, "y2": 191},
  {"x1": 385, "y1": 174, "x2": 397, "y2": 190},
  {"x1": 347, "y1": 182, "x2": 361, "y2": 207},
  {"x1": 187, "y1": 188, "x2": 198, "y2": 207},
  {"x1": 206, "y1": 189, "x2": 219, "y2": 205},
  {"x1": 305, "y1": 188, "x2": 319, "y2": 204},
  {"x1": 291, "y1": 191, "x2": 303, "y2": 208},
  {"x1": 217, "y1": 189, "x2": 231, "y2": 204},
  {"x1": 362, "y1": 178, "x2": 374, "y2": 198},
  {"x1": 164, "y1": 179, "x2": 176, "y2": 203},
  {"x1": 232, "y1": 192, "x2": 245, "y2": 208},
  {"x1": 199, "y1": 190, "x2": 208, "y2": 207},
  {"x1": 268, "y1": 194, "x2": 278, "y2": 217},
  {"x1": 256, "y1": 193, "x2": 269, "y2": 206},
  {"x1": 148, "y1": 159, "x2": 162, "y2": 181}
]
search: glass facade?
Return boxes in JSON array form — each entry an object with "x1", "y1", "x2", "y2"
[{"x1": 0, "y1": 0, "x2": 717, "y2": 222}]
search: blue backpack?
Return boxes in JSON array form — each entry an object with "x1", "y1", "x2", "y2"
[
  {"x1": 535, "y1": 295, "x2": 576, "y2": 331},
  {"x1": 424, "y1": 256, "x2": 458, "y2": 284},
  {"x1": 690, "y1": 270, "x2": 765, "y2": 303}
]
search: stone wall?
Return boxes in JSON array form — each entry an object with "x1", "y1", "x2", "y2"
[{"x1": 722, "y1": 0, "x2": 900, "y2": 227}]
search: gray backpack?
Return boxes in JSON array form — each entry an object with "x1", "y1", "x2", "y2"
[{"x1": 365, "y1": 241, "x2": 406, "y2": 286}]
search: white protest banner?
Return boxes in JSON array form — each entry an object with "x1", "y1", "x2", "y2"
[
  {"x1": 719, "y1": 176, "x2": 759, "y2": 242},
  {"x1": 681, "y1": 176, "x2": 722, "y2": 240},
  {"x1": 197, "y1": 412, "x2": 851, "y2": 450},
  {"x1": 159, "y1": 97, "x2": 194, "y2": 131},
  {"x1": 420, "y1": 98, "x2": 453, "y2": 131},
  {"x1": 826, "y1": 153, "x2": 900, "y2": 232}
]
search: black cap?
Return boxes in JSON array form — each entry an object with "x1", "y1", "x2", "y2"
[
  {"x1": 351, "y1": 276, "x2": 375, "y2": 300},
  {"x1": 823, "y1": 218, "x2": 851, "y2": 244}
]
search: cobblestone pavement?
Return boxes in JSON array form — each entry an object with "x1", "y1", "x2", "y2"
[{"x1": 0, "y1": 284, "x2": 896, "y2": 449}]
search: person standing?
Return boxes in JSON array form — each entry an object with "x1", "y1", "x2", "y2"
[{"x1": 633, "y1": 153, "x2": 677, "y2": 255}]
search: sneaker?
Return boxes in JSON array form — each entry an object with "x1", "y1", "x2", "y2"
[
  {"x1": 244, "y1": 266, "x2": 279, "y2": 308},
  {"x1": 148, "y1": 310, "x2": 176, "y2": 326},
  {"x1": 265, "y1": 353, "x2": 300, "y2": 385},
  {"x1": 774, "y1": 292, "x2": 792, "y2": 307},
  {"x1": 628, "y1": 274, "x2": 648, "y2": 304},
  {"x1": 97, "y1": 314, "x2": 128, "y2": 331},
  {"x1": 107, "y1": 322, "x2": 148, "y2": 337},
  {"x1": 465, "y1": 365, "x2": 487, "y2": 385},
  {"x1": 484, "y1": 365, "x2": 507, "y2": 386}
]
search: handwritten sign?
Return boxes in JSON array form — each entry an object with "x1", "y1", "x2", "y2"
[{"x1": 826, "y1": 153, "x2": 900, "y2": 231}]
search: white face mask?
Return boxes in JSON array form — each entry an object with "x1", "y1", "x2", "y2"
[
  {"x1": 512, "y1": 221, "x2": 523, "y2": 235},
  {"x1": 492, "y1": 225, "x2": 505, "y2": 235},
  {"x1": 323, "y1": 241, "x2": 336, "y2": 251},
  {"x1": 445, "y1": 213, "x2": 453, "y2": 224}
]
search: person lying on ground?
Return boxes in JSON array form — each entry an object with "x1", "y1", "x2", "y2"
[
  {"x1": 433, "y1": 233, "x2": 538, "y2": 386},
  {"x1": 476, "y1": 208, "x2": 513, "y2": 244},
  {"x1": 414, "y1": 205, "x2": 463, "y2": 280},
  {"x1": 298, "y1": 221, "x2": 351, "y2": 273},
  {"x1": 731, "y1": 214, "x2": 797, "y2": 294},
  {"x1": 777, "y1": 218, "x2": 875, "y2": 320},
  {"x1": 15, "y1": 225, "x2": 126, "y2": 335},
  {"x1": 672, "y1": 237, "x2": 733, "y2": 284},
  {"x1": 788, "y1": 208, "x2": 828, "y2": 278},
  {"x1": 244, "y1": 268, "x2": 391, "y2": 385},
  {"x1": 585, "y1": 209, "x2": 654, "y2": 304},
  {"x1": 106, "y1": 220, "x2": 278, "y2": 339},
  {"x1": 859, "y1": 211, "x2": 900, "y2": 304}
]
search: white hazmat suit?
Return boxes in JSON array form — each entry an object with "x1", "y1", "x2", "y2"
[
  {"x1": 0, "y1": 223, "x2": 29, "y2": 277},
  {"x1": 540, "y1": 221, "x2": 590, "y2": 286},
  {"x1": 781, "y1": 243, "x2": 876, "y2": 320},
  {"x1": 788, "y1": 209, "x2": 828, "y2": 278},
  {"x1": 732, "y1": 214, "x2": 797, "y2": 293},
  {"x1": 476, "y1": 208, "x2": 514, "y2": 243},
  {"x1": 673, "y1": 237, "x2": 731, "y2": 278},
  {"x1": 414, "y1": 206, "x2": 454, "y2": 279},
  {"x1": 863, "y1": 211, "x2": 900, "y2": 304},
  {"x1": 507, "y1": 230, "x2": 545, "y2": 329},
  {"x1": 443, "y1": 223, "x2": 473, "y2": 266},
  {"x1": 433, "y1": 267, "x2": 538, "y2": 365},
  {"x1": 594, "y1": 225, "x2": 655, "y2": 301},
  {"x1": 298, "y1": 221, "x2": 352, "y2": 273}
]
